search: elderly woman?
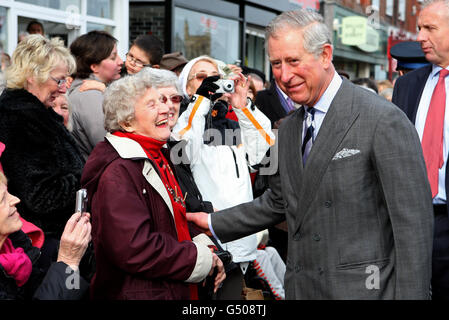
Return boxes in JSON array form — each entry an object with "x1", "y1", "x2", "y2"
[
  {"x1": 0, "y1": 35, "x2": 84, "y2": 267},
  {"x1": 0, "y1": 171, "x2": 91, "y2": 300},
  {"x1": 174, "y1": 56, "x2": 286, "y2": 299},
  {"x1": 68, "y1": 30, "x2": 123, "y2": 162},
  {"x1": 81, "y1": 68, "x2": 225, "y2": 300}
]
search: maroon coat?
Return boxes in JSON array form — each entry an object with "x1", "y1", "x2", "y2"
[{"x1": 81, "y1": 134, "x2": 212, "y2": 300}]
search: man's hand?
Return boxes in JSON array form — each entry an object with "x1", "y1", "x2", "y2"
[{"x1": 186, "y1": 212, "x2": 211, "y2": 236}]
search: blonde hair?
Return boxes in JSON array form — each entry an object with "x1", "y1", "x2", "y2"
[{"x1": 6, "y1": 34, "x2": 76, "y2": 89}]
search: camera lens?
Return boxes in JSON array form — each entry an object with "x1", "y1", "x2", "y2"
[{"x1": 224, "y1": 82, "x2": 233, "y2": 92}]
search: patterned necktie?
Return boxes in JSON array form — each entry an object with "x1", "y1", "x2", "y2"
[
  {"x1": 302, "y1": 107, "x2": 316, "y2": 165},
  {"x1": 422, "y1": 69, "x2": 449, "y2": 198}
]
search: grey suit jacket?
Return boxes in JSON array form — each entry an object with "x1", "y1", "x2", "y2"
[{"x1": 212, "y1": 79, "x2": 433, "y2": 299}]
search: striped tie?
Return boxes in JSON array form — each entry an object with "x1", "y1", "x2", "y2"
[{"x1": 302, "y1": 107, "x2": 316, "y2": 165}]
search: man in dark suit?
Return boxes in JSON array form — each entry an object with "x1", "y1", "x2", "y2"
[
  {"x1": 256, "y1": 79, "x2": 292, "y2": 128},
  {"x1": 392, "y1": 0, "x2": 449, "y2": 300},
  {"x1": 188, "y1": 9, "x2": 433, "y2": 299}
]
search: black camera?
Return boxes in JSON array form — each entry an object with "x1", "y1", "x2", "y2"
[{"x1": 216, "y1": 250, "x2": 233, "y2": 266}]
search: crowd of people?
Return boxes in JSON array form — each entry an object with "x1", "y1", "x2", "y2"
[{"x1": 0, "y1": 0, "x2": 448, "y2": 300}]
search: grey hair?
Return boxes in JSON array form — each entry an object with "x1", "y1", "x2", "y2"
[
  {"x1": 103, "y1": 67, "x2": 180, "y2": 132},
  {"x1": 265, "y1": 9, "x2": 332, "y2": 57},
  {"x1": 422, "y1": 0, "x2": 449, "y2": 10}
]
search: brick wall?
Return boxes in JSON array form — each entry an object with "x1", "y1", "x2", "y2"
[{"x1": 129, "y1": 4, "x2": 165, "y2": 47}]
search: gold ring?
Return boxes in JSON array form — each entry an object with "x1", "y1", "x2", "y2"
[{"x1": 241, "y1": 83, "x2": 246, "y2": 88}]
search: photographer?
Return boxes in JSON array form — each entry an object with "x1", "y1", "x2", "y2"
[{"x1": 173, "y1": 56, "x2": 284, "y2": 299}]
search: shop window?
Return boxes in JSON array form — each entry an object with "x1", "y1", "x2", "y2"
[
  {"x1": 173, "y1": 6, "x2": 239, "y2": 64},
  {"x1": 87, "y1": 0, "x2": 113, "y2": 19},
  {"x1": 17, "y1": 0, "x2": 81, "y2": 11},
  {"x1": 0, "y1": 7, "x2": 7, "y2": 55},
  {"x1": 386, "y1": 0, "x2": 393, "y2": 16},
  {"x1": 86, "y1": 22, "x2": 114, "y2": 35}
]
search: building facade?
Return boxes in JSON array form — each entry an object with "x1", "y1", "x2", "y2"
[
  {"x1": 0, "y1": 0, "x2": 129, "y2": 58},
  {"x1": 129, "y1": 0, "x2": 320, "y2": 81},
  {"x1": 324, "y1": 0, "x2": 422, "y2": 80}
]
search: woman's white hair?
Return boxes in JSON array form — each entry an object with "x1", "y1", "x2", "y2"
[
  {"x1": 6, "y1": 34, "x2": 76, "y2": 89},
  {"x1": 266, "y1": 9, "x2": 332, "y2": 57},
  {"x1": 103, "y1": 67, "x2": 180, "y2": 132}
]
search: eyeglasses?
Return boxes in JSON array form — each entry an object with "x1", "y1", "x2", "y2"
[
  {"x1": 49, "y1": 76, "x2": 67, "y2": 88},
  {"x1": 188, "y1": 72, "x2": 220, "y2": 81},
  {"x1": 159, "y1": 94, "x2": 183, "y2": 104},
  {"x1": 126, "y1": 53, "x2": 151, "y2": 68}
]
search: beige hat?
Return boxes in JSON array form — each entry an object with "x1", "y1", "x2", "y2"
[{"x1": 159, "y1": 52, "x2": 188, "y2": 71}]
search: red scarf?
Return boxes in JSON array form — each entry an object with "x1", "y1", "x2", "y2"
[
  {"x1": 0, "y1": 238, "x2": 32, "y2": 287},
  {"x1": 113, "y1": 132, "x2": 198, "y2": 299}
]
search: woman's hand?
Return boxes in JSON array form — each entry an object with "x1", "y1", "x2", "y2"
[
  {"x1": 210, "y1": 253, "x2": 226, "y2": 293},
  {"x1": 57, "y1": 212, "x2": 92, "y2": 270},
  {"x1": 227, "y1": 72, "x2": 250, "y2": 110},
  {"x1": 79, "y1": 79, "x2": 106, "y2": 93}
]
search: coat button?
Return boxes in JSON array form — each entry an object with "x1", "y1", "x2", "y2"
[
  {"x1": 295, "y1": 265, "x2": 301, "y2": 273},
  {"x1": 318, "y1": 267, "x2": 324, "y2": 275},
  {"x1": 293, "y1": 233, "x2": 301, "y2": 241},
  {"x1": 324, "y1": 200, "x2": 332, "y2": 208},
  {"x1": 312, "y1": 233, "x2": 321, "y2": 241}
]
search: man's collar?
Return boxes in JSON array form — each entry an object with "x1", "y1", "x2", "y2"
[{"x1": 307, "y1": 71, "x2": 342, "y2": 114}]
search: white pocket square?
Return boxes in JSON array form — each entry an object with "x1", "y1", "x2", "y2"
[{"x1": 332, "y1": 148, "x2": 360, "y2": 160}]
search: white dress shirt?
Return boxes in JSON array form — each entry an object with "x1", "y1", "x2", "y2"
[{"x1": 415, "y1": 65, "x2": 449, "y2": 204}]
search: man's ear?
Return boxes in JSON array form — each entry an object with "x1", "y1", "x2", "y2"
[{"x1": 320, "y1": 44, "x2": 333, "y2": 69}]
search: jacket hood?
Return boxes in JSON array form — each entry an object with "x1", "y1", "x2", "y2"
[
  {"x1": 81, "y1": 133, "x2": 149, "y2": 207},
  {"x1": 81, "y1": 139, "x2": 120, "y2": 207},
  {"x1": 178, "y1": 56, "x2": 227, "y2": 99}
]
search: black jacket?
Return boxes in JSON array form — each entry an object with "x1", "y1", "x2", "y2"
[
  {"x1": 0, "y1": 231, "x2": 88, "y2": 300},
  {"x1": 255, "y1": 80, "x2": 288, "y2": 127},
  {"x1": 0, "y1": 89, "x2": 84, "y2": 237}
]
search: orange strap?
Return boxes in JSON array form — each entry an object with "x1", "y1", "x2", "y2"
[
  {"x1": 241, "y1": 108, "x2": 275, "y2": 146},
  {"x1": 178, "y1": 95, "x2": 204, "y2": 137}
]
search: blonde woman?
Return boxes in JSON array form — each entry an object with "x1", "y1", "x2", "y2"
[{"x1": 0, "y1": 35, "x2": 83, "y2": 268}]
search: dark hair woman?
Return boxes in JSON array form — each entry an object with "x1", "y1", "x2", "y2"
[{"x1": 68, "y1": 30, "x2": 123, "y2": 162}]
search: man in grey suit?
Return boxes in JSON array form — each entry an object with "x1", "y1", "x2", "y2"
[{"x1": 188, "y1": 9, "x2": 434, "y2": 299}]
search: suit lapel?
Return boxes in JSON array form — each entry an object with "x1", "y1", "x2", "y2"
[
  {"x1": 407, "y1": 65, "x2": 432, "y2": 123},
  {"x1": 281, "y1": 107, "x2": 305, "y2": 198},
  {"x1": 268, "y1": 84, "x2": 288, "y2": 120},
  {"x1": 293, "y1": 79, "x2": 360, "y2": 233}
]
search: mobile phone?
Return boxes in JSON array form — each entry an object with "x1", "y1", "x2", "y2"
[{"x1": 75, "y1": 188, "x2": 88, "y2": 213}]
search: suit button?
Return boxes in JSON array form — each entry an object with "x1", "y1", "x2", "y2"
[
  {"x1": 295, "y1": 265, "x2": 301, "y2": 273},
  {"x1": 313, "y1": 233, "x2": 321, "y2": 241},
  {"x1": 318, "y1": 267, "x2": 324, "y2": 275},
  {"x1": 293, "y1": 233, "x2": 301, "y2": 241},
  {"x1": 324, "y1": 200, "x2": 332, "y2": 208}
]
